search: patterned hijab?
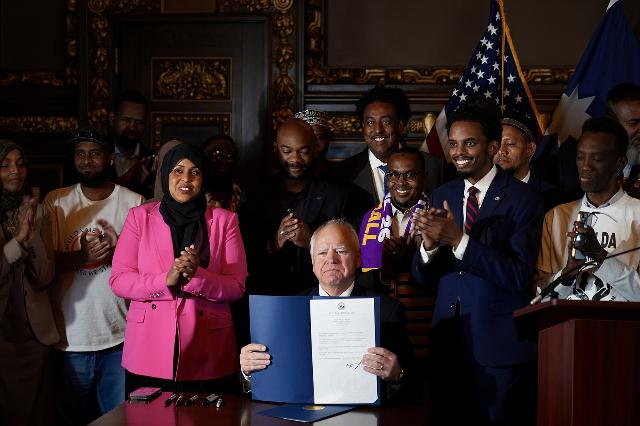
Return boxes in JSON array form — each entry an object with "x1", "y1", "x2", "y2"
[
  {"x1": 0, "y1": 140, "x2": 27, "y2": 221},
  {"x1": 159, "y1": 144, "x2": 210, "y2": 267}
]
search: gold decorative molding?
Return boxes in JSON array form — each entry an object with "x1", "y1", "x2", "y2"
[
  {"x1": 304, "y1": 1, "x2": 574, "y2": 86},
  {"x1": 0, "y1": 116, "x2": 79, "y2": 134},
  {"x1": 0, "y1": 0, "x2": 78, "y2": 88},
  {"x1": 151, "y1": 112, "x2": 231, "y2": 150},
  {"x1": 271, "y1": 0, "x2": 295, "y2": 130},
  {"x1": 87, "y1": 0, "x2": 297, "y2": 134},
  {"x1": 329, "y1": 114, "x2": 362, "y2": 135},
  {"x1": 153, "y1": 58, "x2": 231, "y2": 101}
]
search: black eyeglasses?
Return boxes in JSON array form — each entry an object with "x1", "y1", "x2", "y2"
[{"x1": 386, "y1": 170, "x2": 422, "y2": 182}]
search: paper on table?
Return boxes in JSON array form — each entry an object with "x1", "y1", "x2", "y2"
[{"x1": 310, "y1": 298, "x2": 378, "y2": 404}]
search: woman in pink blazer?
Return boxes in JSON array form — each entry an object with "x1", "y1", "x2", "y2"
[{"x1": 110, "y1": 143, "x2": 247, "y2": 394}]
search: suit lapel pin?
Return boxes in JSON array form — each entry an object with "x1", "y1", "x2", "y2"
[{"x1": 494, "y1": 196, "x2": 501, "y2": 201}]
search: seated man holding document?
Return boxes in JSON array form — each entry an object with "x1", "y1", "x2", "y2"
[{"x1": 240, "y1": 219, "x2": 415, "y2": 401}]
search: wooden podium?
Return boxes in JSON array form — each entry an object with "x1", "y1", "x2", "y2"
[{"x1": 514, "y1": 300, "x2": 640, "y2": 426}]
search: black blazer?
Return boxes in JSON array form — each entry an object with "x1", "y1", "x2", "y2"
[
  {"x1": 239, "y1": 175, "x2": 369, "y2": 296},
  {"x1": 333, "y1": 148, "x2": 447, "y2": 208}
]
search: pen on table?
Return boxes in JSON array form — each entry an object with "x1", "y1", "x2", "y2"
[
  {"x1": 184, "y1": 394, "x2": 199, "y2": 406},
  {"x1": 202, "y1": 393, "x2": 219, "y2": 406},
  {"x1": 174, "y1": 394, "x2": 185, "y2": 407},
  {"x1": 164, "y1": 393, "x2": 178, "y2": 407},
  {"x1": 216, "y1": 397, "x2": 223, "y2": 408}
]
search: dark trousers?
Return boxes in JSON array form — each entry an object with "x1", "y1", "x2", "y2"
[{"x1": 429, "y1": 314, "x2": 537, "y2": 426}]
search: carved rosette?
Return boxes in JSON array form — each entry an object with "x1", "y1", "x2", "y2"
[
  {"x1": 0, "y1": 116, "x2": 79, "y2": 134},
  {"x1": 152, "y1": 113, "x2": 231, "y2": 150},
  {"x1": 0, "y1": 0, "x2": 78, "y2": 87},
  {"x1": 271, "y1": 0, "x2": 295, "y2": 130},
  {"x1": 153, "y1": 58, "x2": 231, "y2": 101}
]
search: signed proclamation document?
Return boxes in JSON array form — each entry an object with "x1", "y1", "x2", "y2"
[{"x1": 310, "y1": 298, "x2": 378, "y2": 404}]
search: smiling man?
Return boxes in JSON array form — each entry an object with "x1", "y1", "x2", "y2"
[
  {"x1": 359, "y1": 147, "x2": 428, "y2": 283},
  {"x1": 534, "y1": 116, "x2": 640, "y2": 302},
  {"x1": 335, "y1": 86, "x2": 444, "y2": 209},
  {"x1": 44, "y1": 128, "x2": 144, "y2": 425},
  {"x1": 411, "y1": 99, "x2": 543, "y2": 425}
]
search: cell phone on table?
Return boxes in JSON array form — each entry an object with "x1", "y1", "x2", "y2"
[{"x1": 128, "y1": 387, "x2": 162, "y2": 401}]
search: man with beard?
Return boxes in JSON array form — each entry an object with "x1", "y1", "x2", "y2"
[
  {"x1": 335, "y1": 85, "x2": 445, "y2": 209},
  {"x1": 111, "y1": 90, "x2": 155, "y2": 199},
  {"x1": 534, "y1": 116, "x2": 640, "y2": 302},
  {"x1": 493, "y1": 112, "x2": 561, "y2": 211},
  {"x1": 411, "y1": 99, "x2": 542, "y2": 425},
  {"x1": 239, "y1": 118, "x2": 367, "y2": 297},
  {"x1": 359, "y1": 147, "x2": 428, "y2": 285},
  {"x1": 44, "y1": 128, "x2": 144, "y2": 425},
  {"x1": 606, "y1": 83, "x2": 640, "y2": 199}
]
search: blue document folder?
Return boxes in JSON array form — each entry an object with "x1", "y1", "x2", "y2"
[
  {"x1": 249, "y1": 295, "x2": 380, "y2": 405},
  {"x1": 258, "y1": 404, "x2": 355, "y2": 423}
]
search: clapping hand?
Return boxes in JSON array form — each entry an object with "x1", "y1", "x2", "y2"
[
  {"x1": 15, "y1": 195, "x2": 37, "y2": 244},
  {"x1": 167, "y1": 244, "x2": 200, "y2": 287}
]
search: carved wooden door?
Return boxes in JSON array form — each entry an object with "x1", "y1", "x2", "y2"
[{"x1": 112, "y1": 16, "x2": 270, "y2": 188}]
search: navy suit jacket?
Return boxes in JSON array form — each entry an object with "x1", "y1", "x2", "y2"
[{"x1": 412, "y1": 170, "x2": 543, "y2": 366}]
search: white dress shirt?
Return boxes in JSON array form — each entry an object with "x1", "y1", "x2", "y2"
[
  {"x1": 368, "y1": 150, "x2": 387, "y2": 203},
  {"x1": 420, "y1": 165, "x2": 499, "y2": 263}
]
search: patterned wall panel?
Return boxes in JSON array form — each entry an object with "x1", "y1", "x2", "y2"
[{"x1": 152, "y1": 57, "x2": 231, "y2": 101}]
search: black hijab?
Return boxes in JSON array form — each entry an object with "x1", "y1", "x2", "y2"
[
  {"x1": 0, "y1": 140, "x2": 27, "y2": 221},
  {"x1": 159, "y1": 144, "x2": 210, "y2": 268}
]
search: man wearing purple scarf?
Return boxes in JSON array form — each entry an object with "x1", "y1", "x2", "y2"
[{"x1": 359, "y1": 147, "x2": 428, "y2": 283}]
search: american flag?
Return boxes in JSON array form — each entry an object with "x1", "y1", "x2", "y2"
[{"x1": 423, "y1": 0, "x2": 542, "y2": 159}]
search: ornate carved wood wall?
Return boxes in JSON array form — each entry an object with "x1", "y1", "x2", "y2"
[{"x1": 1, "y1": 0, "x2": 637, "y2": 178}]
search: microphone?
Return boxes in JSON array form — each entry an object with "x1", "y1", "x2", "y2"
[
  {"x1": 529, "y1": 263, "x2": 590, "y2": 305},
  {"x1": 530, "y1": 244, "x2": 640, "y2": 305}
]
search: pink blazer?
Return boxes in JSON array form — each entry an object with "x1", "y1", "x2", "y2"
[{"x1": 110, "y1": 202, "x2": 247, "y2": 381}]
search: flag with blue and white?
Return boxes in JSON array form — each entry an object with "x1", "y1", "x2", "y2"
[{"x1": 536, "y1": 0, "x2": 640, "y2": 159}]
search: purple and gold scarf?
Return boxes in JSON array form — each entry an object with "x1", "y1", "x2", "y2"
[{"x1": 359, "y1": 192, "x2": 429, "y2": 271}]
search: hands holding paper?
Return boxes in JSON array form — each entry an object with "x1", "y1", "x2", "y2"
[
  {"x1": 362, "y1": 347, "x2": 403, "y2": 383},
  {"x1": 240, "y1": 343, "x2": 271, "y2": 375},
  {"x1": 240, "y1": 342, "x2": 402, "y2": 383}
]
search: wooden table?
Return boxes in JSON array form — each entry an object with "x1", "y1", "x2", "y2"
[{"x1": 88, "y1": 392, "x2": 429, "y2": 425}]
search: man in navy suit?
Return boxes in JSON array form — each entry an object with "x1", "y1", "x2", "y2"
[
  {"x1": 411, "y1": 99, "x2": 543, "y2": 425},
  {"x1": 334, "y1": 85, "x2": 446, "y2": 208}
]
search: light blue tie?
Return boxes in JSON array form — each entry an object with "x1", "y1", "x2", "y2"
[{"x1": 378, "y1": 164, "x2": 388, "y2": 195}]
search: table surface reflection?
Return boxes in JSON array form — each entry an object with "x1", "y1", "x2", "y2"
[{"x1": 88, "y1": 392, "x2": 429, "y2": 426}]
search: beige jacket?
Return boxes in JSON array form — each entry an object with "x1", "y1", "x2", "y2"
[{"x1": 0, "y1": 206, "x2": 59, "y2": 345}]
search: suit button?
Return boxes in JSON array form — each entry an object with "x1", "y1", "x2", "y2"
[
  {"x1": 458, "y1": 271, "x2": 464, "y2": 276},
  {"x1": 198, "y1": 310, "x2": 204, "y2": 316},
  {"x1": 449, "y1": 303, "x2": 455, "y2": 309},
  {"x1": 152, "y1": 304, "x2": 157, "y2": 310}
]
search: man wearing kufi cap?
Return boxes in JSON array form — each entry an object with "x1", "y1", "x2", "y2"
[{"x1": 494, "y1": 111, "x2": 561, "y2": 211}]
